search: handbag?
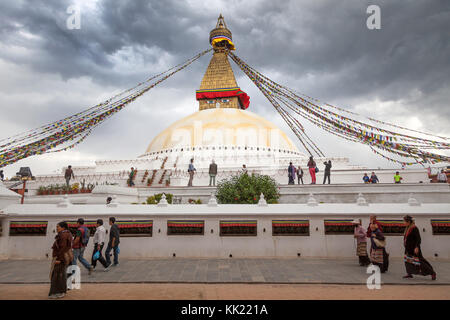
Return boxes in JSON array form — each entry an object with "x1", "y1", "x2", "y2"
[
  {"x1": 315, "y1": 167, "x2": 319, "y2": 173},
  {"x1": 404, "y1": 255, "x2": 421, "y2": 266},
  {"x1": 373, "y1": 237, "x2": 386, "y2": 248},
  {"x1": 93, "y1": 250, "x2": 100, "y2": 261}
]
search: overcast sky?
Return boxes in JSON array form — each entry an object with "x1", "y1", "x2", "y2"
[{"x1": 0, "y1": 0, "x2": 449, "y2": 177}]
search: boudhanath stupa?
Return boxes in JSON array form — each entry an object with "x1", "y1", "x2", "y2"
[
  {"x1": 2, "y1": 15, "x2": 430, "y2": 196},
  {"x1": 0, "y1": 15, "x2": 448, "y2": 264}
]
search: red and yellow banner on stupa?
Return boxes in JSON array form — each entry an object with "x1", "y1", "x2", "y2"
[{"x1": 196, "y1": 87, "x2": 250, "y2": 109}]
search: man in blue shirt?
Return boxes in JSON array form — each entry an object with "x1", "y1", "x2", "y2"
[{"x1": 363, "y1": 173, "x2": 370, "y2": 183}]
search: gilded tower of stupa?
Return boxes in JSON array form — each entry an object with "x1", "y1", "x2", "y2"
[
  {"x1": 196, "y1": 15, "x2": 250, "y2": 111},
  {"x1": 143, "y1": 15, "x2": 301, "y2": 163}
]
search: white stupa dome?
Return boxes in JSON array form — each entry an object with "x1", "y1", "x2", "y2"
[{"x1": 141, "y1": 108, "x2": 304, "y2": 158}]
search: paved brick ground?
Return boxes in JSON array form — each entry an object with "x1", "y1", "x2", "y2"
[
  {"x1": 1, "y1": 283, "x2": 450, "y2": 300},
  {"x1": 0, "y1": 258, "x2": 448, "y2": 285}
]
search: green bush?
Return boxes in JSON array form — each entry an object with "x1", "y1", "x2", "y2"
[
  {"x1": 146, "y1": 193, "x2": 173, "y2": 204},
  {"x1": 215, "y1": 173, "x2": 280, "y2": 204}
]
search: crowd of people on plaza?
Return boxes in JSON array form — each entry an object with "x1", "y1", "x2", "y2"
[
  {"x1": 113, "y1": 159, "x2": 450, "y2": 188},
  {"x1": 187, "y1": 157, "x2": 411, "y2": 187},
  {"x1": 49, "y1": 215, "x2": 121, "y2": 299},
  {"x1": 352, "y1": 215, "x2": 436, "y2": 280}
]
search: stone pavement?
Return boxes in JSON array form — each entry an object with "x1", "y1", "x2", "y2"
[{"x1": 0, "y1": 258, "x2": 449, "y2": 285}]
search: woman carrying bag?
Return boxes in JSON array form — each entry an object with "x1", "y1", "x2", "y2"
[
  {"x1": 307, "y1": 156, "x2": 317, "y2": 184},
  {"x1": 352, "y1": 219, "x2": 371, "y2": 266},
  {"x1": 403, "y1": 215, "x2": 436, "y2": 280},
  {"x1": 369, "y1": 223, "x2": 389, "y2": 273}
]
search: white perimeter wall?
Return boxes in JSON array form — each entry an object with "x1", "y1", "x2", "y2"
[{"x1": 0, "y1": 203, "x2": 449, "y2": 260}]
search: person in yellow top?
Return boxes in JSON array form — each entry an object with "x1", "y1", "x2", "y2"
[{"x1": 394, "y1": 171, "x2": 403, "y2": 184}]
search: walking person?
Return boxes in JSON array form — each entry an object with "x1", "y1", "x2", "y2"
[
  {"x1": 403, "y1": 215, "x2": 436, "y2": 280},
  {"x1": 72, "y1": 218, "x2": 93, "y2": 275},
  {"x1": 49, "y1": 221, "x2": 72, "y2": 299},
  {"x1": 394, "y1": 171, "x2": 403, "y2": 184},
  {"x1": 307, "y1": 156, "x2": 317, "y2": 184},
  {"x1": 370, "y1": 172, "x2": 379, "y2": 183},
  {"x1": 369, "y1": 223, "x2": 389, "y2": 273},
  {"x1": 65, "y1": 165, "x2": 75, "y2": 188},
  {"x1": 242, "y1": 164, "x2": 248, "y2": 174},
  {"x1": 352, "y1": 219, "x2": 370, "y2": 266},
  {"x1": 323, "y1": 160, "x2": 332, "y2": 184},
  {"x1": 105, "y1": 217, "x2": 120, "y2": 270},
  {"x1": 209, "y1": 160, "x2": 217, "y2": 186},
  {"x1": 366, "y1": 215, "x2": 383, "y2": 238},
  {"x1": 288, "y1": 162, "x2": 296, "y2": 185},
  {"x1": 0, "y1": 170, "x2": 4, "y2": 181},
  {"x1": 187, "y1": 159, "x2": 196, "y2": 187},
  {"x1": 91, "y1": 219, "x2": 108, "y2": 271},
  {"x1": 296, "y1": 165, "x2": 304, "y2": 185}
]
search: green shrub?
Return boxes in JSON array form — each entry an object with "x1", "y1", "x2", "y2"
[
  {"x1": 216, "y1": 173, "x2": 280, "y2": 204},
  {"x1": 146, "y1": 193, "x2": 173, "y2": 204}
]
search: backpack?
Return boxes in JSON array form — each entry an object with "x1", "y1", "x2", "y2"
[{"x1": 81, "y1": 226, "x2": 90, "y2": 246}]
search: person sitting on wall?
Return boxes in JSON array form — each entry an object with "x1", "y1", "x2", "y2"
[
  {"x1": 363, "y1": 173, "x2": 370, "y2": 183},
  {"x1": 394, "y1": 171, "x2": 403, "y2": 184},
  {"x1": 370, "y1": 172, "x2": 379, "y2": 184}
]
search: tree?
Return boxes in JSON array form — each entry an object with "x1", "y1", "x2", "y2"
[{"x1": 216, "y1": 173, "x2": 280, "y2": 204}]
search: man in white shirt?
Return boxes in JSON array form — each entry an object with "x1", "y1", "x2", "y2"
[{"x1": 91, "y1": 219, "x2": 108, "y2": 270}]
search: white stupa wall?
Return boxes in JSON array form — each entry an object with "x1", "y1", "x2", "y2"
[{"x1": 1, "y1": 203, "x2": 449, "y2": 260}]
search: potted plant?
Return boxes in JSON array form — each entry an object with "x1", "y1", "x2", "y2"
[
  {"x1": 72, "y1": 183, "x2": 80, "y2": 194},
  {"x1": 54, "y1": 184, "x2": 61, "y2": 195},
  {"x1": 48, "y1": 184, "x2": 55, "y2": 195},
  {"x1": 37, "y1": 186, "x2": 45, "y2": 196}
]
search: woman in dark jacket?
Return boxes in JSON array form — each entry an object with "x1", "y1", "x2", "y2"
[
  {"x1": 403, "y1": 215, "x2": 436, "y2": 280},
  {"x1": 49, "y1": 221, "x2": 73, "y2": 299},
  {"x1": 369, "y1": 223, "x2": 389, "y2": 273}
]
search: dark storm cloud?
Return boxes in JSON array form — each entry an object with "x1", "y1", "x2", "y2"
[
  {"x1": 1, "y1": 0, "x2": 449, "y2": 101},
  {"x1": 0, "y1": 0, "x2": 449, "y2": 176}
]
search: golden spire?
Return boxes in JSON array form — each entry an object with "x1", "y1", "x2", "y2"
[{"x1": 196, "y1": 15, "x2": 249, "y2": 111}]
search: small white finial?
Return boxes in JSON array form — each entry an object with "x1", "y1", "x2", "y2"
[
  {"x1": 158, "y1": 193, "x2": 168, "y2": 207},
  {"x1": 357, "y1": 193, "x2": 368, "y2": 206},
  {"x1": 258, "y1": 193, "x2": 268, "y2": 206},
  {"x1": 408, "y1": 193, "x2": 421, "y2": 206},
  {"x1": 208, "y1": 192, "x2": 218, "y2": 206},
  {"x1": 57, "y1": 194, "x2": 72, "y2": 208},
  {"x1": 107, "y1": 195, "x2": 119, "y2": 207},
  {"x1": 307, "y1": 193, "x2": 318, "y2": 206}
]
